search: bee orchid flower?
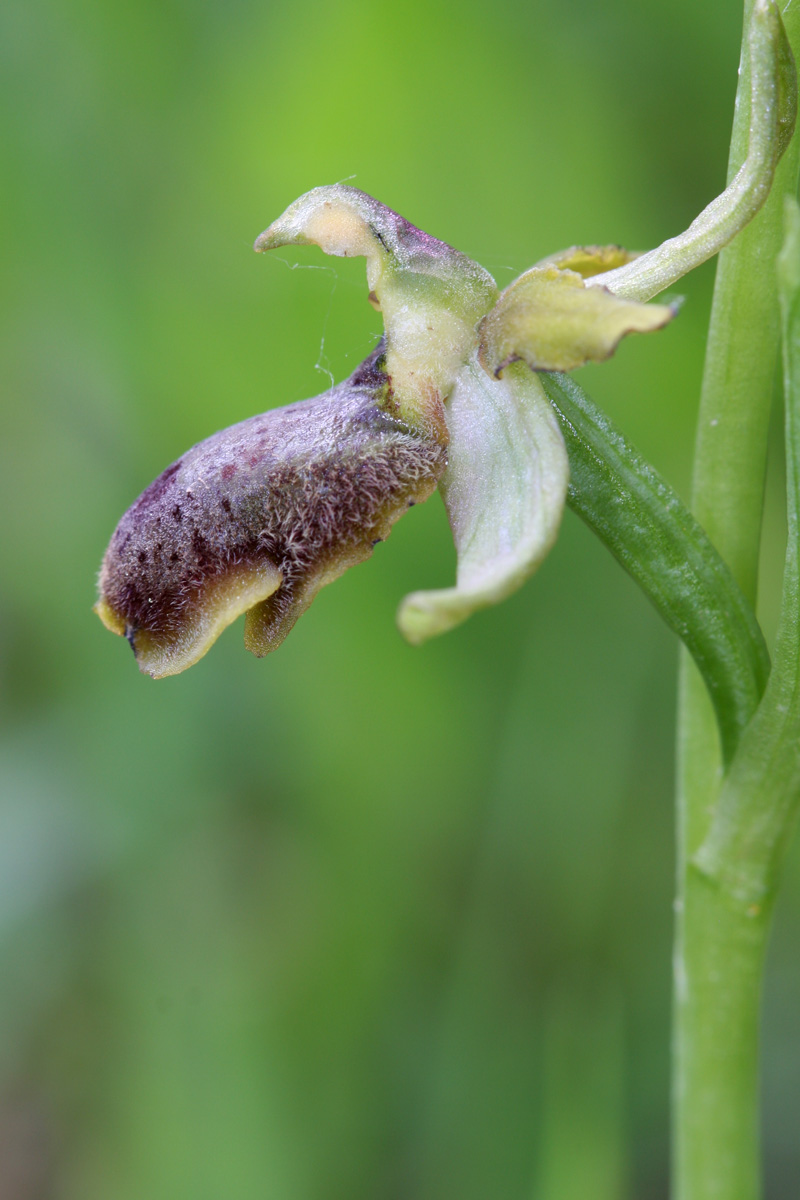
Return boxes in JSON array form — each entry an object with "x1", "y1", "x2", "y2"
[{"x1": 95, "y1": 0, "x2": 794, "y2": 677}]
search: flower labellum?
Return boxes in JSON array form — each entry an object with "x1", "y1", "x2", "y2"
[{"x1": 95, "y1": 345, "x2": 447, "y2": 678}]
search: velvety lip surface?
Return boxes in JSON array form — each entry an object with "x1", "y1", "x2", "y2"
[{"x1": 96, "y1": 347, "x2": 447, "y2": 676}]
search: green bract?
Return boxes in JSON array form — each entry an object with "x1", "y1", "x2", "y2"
[{"x1": 95, "y1": 0, "x2": 795, "y2": 677}]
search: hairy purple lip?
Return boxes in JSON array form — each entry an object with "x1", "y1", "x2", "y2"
[{"x1": 95, "y1": 346, "x2": 447, "y2": 678}]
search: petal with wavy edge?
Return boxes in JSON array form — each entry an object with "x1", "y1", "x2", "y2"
[
  {"x1": 397, "y1": 359, "x2": 569, "y2": 644},
  {"x1": 478, "y1": 265, "x2": 676, "y2": 377}
]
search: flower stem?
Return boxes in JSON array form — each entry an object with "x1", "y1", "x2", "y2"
[
  {"x1": 674, "y1": 4, "x2": 800, "y2": 1198},
  {"x1": 592, "y1": 0, "x2": 796, "y2": 306},
  {"x1": 694, "y1": 198, "x2": 800, "y2": 907}
]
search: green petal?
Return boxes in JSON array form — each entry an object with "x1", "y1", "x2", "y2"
[
  {"x1": 477, "y1": 265, "x2": 676, "y2": 376},
  {"x1": 397, "y1": 359, "x2": 568, "y2": 643}
]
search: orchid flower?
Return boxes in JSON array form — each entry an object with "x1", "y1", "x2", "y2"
[{"x1": 95, "y1": 0, "x2": 794, "y2": 679}]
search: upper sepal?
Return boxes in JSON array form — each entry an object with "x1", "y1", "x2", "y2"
[
  {"x1": 254, "y1": 184, "x2": 496, "y2": 309},
  {"x1": 256, "y1": 186, "x2": 498, "y2": 434}
]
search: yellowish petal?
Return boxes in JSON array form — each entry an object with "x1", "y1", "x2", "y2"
[{"x1": 478, "y1": 265, "x2": 676, "y2": 377}]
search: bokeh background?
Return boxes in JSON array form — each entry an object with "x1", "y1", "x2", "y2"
[{"x1": 2, "y1": 0, "x2": 800, "y2": 1196}]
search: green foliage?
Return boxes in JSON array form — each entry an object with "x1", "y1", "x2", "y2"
[{"x1": 3, "y1": 0, "x2": 800, "y2": 1197}]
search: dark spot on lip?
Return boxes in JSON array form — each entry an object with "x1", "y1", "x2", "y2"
[
  {"x1": 190, "y1": 526, "x2": 215, "y2": 569},
  {"x1": 408, "y1": 499, "x2": 416, "y2": 507},
  {"x1": 371, "y1": 538, "x2": 383, "y2": 545}
]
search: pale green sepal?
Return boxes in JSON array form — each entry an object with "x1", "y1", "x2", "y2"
[
  {"x1": 397, "y1": 359, "x2": 568, "y2": 644},
  {"x1": 477, "y1": 265, "x2": 675, "y2": 376}
]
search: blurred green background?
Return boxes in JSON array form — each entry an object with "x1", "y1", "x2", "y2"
[{"x1": 2, "y1": 0, "x2": 800, "y2": 1196}]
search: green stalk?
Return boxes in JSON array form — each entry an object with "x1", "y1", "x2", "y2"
[
  {"x1": 674, "y1": 3, "x2": 800, "y2": 1197},
  {"x1": 695, "y1": 198, "x2": 800, "y2": 907}
]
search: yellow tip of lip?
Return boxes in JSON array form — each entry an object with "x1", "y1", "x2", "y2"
[
  {"x1": 94, "y1": 597, "x2": 127, "y2": 637},
  {"x1": 95, "y1": 562, "x2": 283, "y2": 678}
]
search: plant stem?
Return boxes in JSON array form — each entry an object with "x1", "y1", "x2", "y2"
[
  {"x1": 694, "y1": 198, "x2": 800, "y2": 908},
  {"x1": 674, "y1": 3, "x2": 800, "y2": 1197}
]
